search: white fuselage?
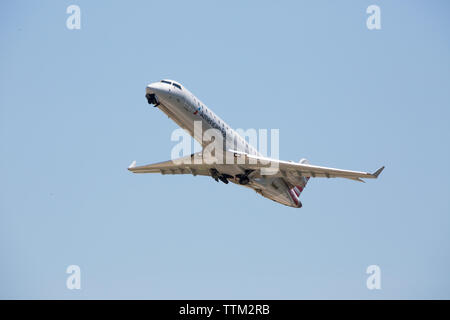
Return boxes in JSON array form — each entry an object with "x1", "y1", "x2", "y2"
[
  {"x1": 137, "y1": 79, "x2": 382, "y2": 208},
  {"x1": 145, "y1": 79, "x2": 306, "y2": 208},
  {"x1": 146, "y1": 80, "x2": 259, "y2": 156}
]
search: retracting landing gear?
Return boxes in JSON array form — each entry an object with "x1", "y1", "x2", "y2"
[
  {"x1": 219, "y1": 176, "x2": 229, "y2": 184},
  {"x1": 236, "y1": 175, "x2": 250, "y2": 185},
  {"x1": 145, "y1": 93, "x2": 160, "y2": 107},
  {"x1": 209, "y1": 169, "x2": 233, "y2": 184},
  {"x1": 236, "y1": 169, "x2": 253, "y2": 185},
  {"x1": 210, "y1": 168, "x2": 254, "y2": 185}
]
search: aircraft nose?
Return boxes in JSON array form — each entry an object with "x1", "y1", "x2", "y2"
[
  {"x1": 146, "y1": 82, "x2": 164, "y2": 94},
  {"x1": 145, "y1": 82, "x2": 169, "y2": 106}
]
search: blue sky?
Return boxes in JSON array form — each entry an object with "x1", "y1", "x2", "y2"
[{"x1": 1, "y1": 0, "x2": 449, "y2": 299}]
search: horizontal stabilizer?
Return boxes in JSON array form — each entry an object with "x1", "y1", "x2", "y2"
[{"x1": 348, "y1": 177, "x2": 366, "y2": 183}]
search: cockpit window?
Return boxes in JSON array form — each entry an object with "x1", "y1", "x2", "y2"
[
  {"x1": 173, "y1": 83, "x2": 182, "y2": 90},
  {"x1": 161, "y1": 80, "x2": 172, "y2": 85}
]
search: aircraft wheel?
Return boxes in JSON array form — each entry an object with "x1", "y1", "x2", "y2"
[{"x1": 238, "y1": 176, "x2": 250, "y2": 185}]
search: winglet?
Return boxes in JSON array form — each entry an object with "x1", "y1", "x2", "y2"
[
  {"x1": 372, "y1": 166, "x2": 385, "y2": 178},
  {"x1": 128, "y1": 160, "x2": 137, "y2": 170}
]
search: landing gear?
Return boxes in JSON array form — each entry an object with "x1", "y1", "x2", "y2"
[
  {"x1": 209, "y1": 169, "x2": 233, "y2": 184},
  {"x1": 236, "y1": 169, "x2": 253, "y2": 185},
  {"x1": 237, "y1": 175, "x2": 250, "y2": 185},
  {"x1": 145, "y1": 93, "x2": 160, "y2": 107},
  {"x1": 210, "y1": 168, "x2": 254, "y2": 185},
  {"x1": 219, "y1": 176, "x2": 229, "y2": 184},
  {"x1": 210, "y1": 168, "x2": 220, "y2": 182}
]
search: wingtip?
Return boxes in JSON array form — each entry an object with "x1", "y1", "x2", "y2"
[
  {"x1": 128, "y1": 160, "x2": 137, "y2": 170},
  {"x1": 372, "y1": 166, "x2": 385, "y2": 178}
]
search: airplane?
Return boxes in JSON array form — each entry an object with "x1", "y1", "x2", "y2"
[{"x1": 128, "y1": 79, "x2": 384, "y2": 208}]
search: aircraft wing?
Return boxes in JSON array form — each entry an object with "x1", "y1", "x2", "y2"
[
  {"x1": 128, "y1": 150, "x2": 384, "y2": 183},
  {"x1": 230, "y1": 150, "x2": 384, "y2": 182},
  {"x1": 128, "y1": 152, "x2": 212, "y2": 176}
]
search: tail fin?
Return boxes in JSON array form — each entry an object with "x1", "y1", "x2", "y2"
[
  {"x1": 288, "y1": 158, "x2": 310, "y2": 208},
  {"x1": 288, "y1": 188, "x2": 303, "y2": 208}
]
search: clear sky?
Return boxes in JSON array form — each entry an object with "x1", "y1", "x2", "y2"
[{"x1": 1, "y1": 0, "x2": 449, "y2": 299}]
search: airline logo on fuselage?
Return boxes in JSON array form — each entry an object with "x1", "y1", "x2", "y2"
[{"x1": 193, "y1": 105, "x2": 226, "y2": 139}]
